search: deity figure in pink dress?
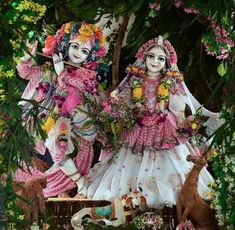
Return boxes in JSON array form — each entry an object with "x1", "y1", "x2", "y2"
[
  {"x1": 87, "y1": 36, "x2": 222, "y2": 207},
  {"x1": 14, "y1": 21, "x2": 108, "y2": 198}
]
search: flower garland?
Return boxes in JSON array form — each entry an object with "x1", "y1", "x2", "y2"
[{"x1": 128, "y1": 66, "x2": 184, "y2": 111}]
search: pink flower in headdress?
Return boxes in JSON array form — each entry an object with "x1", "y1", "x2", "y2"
[
  {"x1": 170, "y1": 55, "x2": 177, "y2": 65},
  {"x1": 163, "y1": 40, "x2": 178, "y2": 64},
  {"x1": 42, "y1": 35, "x2": 57, "y2": 55},
  {"x1": 135, "y1": 39, "x2": 156, "y2": 60},
  {"x1": 136, "y1": 48, "x2": 144, "y2": 60},
  {"x1": 96, "y1": 47, "x2": 107, "y2": 58},
  {"x1": 56, "y1": 30, "x2": 65, "y2": 44}
]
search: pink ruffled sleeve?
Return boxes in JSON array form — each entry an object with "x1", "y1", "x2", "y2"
[
  {"x1": 17, "y1": 60, "x2": 43, "y2": 101},
  {"x1": 17, "y1": 60, "x2": 42, "y2": 80}
]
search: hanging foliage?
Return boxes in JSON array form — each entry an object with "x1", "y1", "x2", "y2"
[{"x1": 0, "y1": 0, "x2": 234, "y2": 228}]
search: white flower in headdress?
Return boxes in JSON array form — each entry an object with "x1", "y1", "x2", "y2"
[{"x1": 157, "y1": 36, "x2": 163, "y2": 46}]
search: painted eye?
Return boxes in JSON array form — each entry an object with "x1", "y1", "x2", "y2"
[
  {"x1": 158, "y1": 57, "x2": 165, "y2": 62},
  {"x1": 147, "y1": 54, "x2": 155, "y2": 59},
  {"x1": 71, "y1": 44, "x2": 79, "y2": 50},
  {"x1": 81, "y1": 49, "x2": 89, "y2": 55}
]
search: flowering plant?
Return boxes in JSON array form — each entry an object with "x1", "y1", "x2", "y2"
[
  {"x1": 177, "y1": 107, "x2": 209, "y2": 138},
  {"x1": 202, "y1": 22, "x2": 235, "y2": 60},
  {"x1": 133, "y1": 212, "x2": 164, "y2": 229},
  {"x1": 100, "y1": 97, "x2": 134, "y2": 130},
  {"x1": 84, "y1": 95, "x2": 135, "y2": 151}
]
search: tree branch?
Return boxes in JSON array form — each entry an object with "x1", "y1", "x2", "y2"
[{"x1": 112, "y1": 14, "x2": 130, "y2": 89}]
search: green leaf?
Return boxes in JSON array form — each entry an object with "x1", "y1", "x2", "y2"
[
  {"x1": 98, "y1": 82, "x2": 106, "y2": 92},
  {"x1": 66, "y1": 0, "x2": 85, "y2": 9},
  {"x1": 28, "y1": 31, "x2": 35, "y2": 39},
  {"x1": 113, "y1": 3, "x2": 129, "y2": 15},
  {"x1": 128, "y1": 0, "x2": 144, "y2": 14},
  {"x1": 217, "y1": 62, "x2": 227, "y2": 77}
]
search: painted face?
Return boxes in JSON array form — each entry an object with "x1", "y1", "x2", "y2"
[
  {"x1": 68, "y1": 40, "x2": 92, "y2": 64},
  {"x1": 145, "y1": 46, "x2": 167, "y2": 76}
]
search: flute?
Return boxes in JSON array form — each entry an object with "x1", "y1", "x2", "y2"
[{"x1": 36, "y1": 52, "x2": 94, "y2": 73}]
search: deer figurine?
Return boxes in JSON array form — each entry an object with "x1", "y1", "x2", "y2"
[{"x1": 176, "y1": 154, "x2": 218, "y2": 230}]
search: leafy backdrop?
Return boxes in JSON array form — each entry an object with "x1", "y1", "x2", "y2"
[{"x1": 0, "y1": 0, "x2": 234, "y2": 229}]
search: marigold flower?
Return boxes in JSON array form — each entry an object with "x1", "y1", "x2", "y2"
[
  {"x1": 79, "y1": 24, "x2": 95, "y2": 37},
  {"x1": 42, "y1": 116, "x2": 55, "y2": 134},
  {"x1": 100, "y1": 36, "x2": 106, "y2": 47},
  {"x1": 78, "y1": 34, "x2": 89, "y2": 42},
  {"x1": 157, "y1": 84, "x2": 169, "y2": 97},
  {"x1": 91, "y1": 24, "x2": 98, "y2": 32},
  {"x1": 133, "y1": 87, "x2": 143, "y2": 98},
  {"x1": 64, "y1": 22, "x2": 72, "y2": 33}
]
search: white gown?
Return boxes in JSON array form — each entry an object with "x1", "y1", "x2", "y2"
[{"x1": 87, "y1": 76, "x2": 222, "y2": 208}]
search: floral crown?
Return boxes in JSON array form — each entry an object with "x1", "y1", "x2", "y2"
[
  {"x1": 42, "y1": 21, "x2": 107, "y2": 61},
  {"x1": 135, "y1": 36, "x2": 178, "y2": 69}
]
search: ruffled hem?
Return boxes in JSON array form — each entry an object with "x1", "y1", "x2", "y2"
[
  {"x1": 14, "y1": 144, "x2": 94, "y2": 198},
  {"x1": 120, "y1": 112, "x2": 186, "y2": 153},
  {"x1": 43, "y1": 167, "x2": 76, "y2": 197}
]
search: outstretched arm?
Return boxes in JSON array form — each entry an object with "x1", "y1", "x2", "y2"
[{"x1": 17, "y1": 40, "x2": 42, "y2": 80}]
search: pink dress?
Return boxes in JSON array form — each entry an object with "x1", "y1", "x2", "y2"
[
  {"x1": 15, "y1": 64, "x2": 98, "y2": 197},
  {"x1": 87, "y1": 70, "x2": 215, "y2": 207}
]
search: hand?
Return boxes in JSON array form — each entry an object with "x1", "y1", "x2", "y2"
[
  {"x1": 76, "y1": 176, "x2": 88, "y2": 196},
  {"x1": 26, "y1": 39, "x2": 38, "y2": 56},
  {"x1": 53, "y1": 53, "x2": 64, "y2": 75},
  {"x1": 20, "y1": 40, "x2": 38, "y2": 62}
]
